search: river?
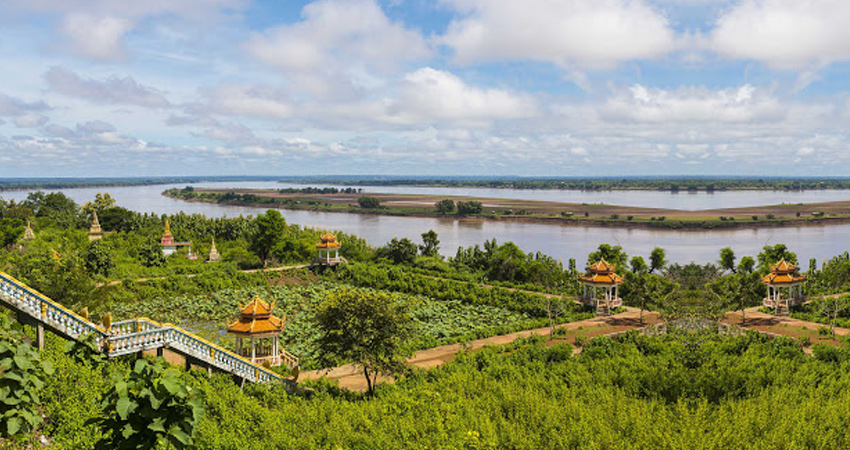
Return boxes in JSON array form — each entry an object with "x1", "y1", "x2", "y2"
[{"x1": 1, "y1": 181, "x2": 848, "y2": 266}]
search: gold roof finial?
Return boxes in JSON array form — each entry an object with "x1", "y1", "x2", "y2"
[{"x1": 164, "y1": 220, "x2": 171, "y2": 236}]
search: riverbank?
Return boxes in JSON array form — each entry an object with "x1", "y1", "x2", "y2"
[{"x1": 164, "y1": 187, "x2": 850, "y2": 230}]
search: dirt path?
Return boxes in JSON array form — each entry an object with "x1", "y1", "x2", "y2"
[
  {"x1": 96, "y1": 264, "x2": 309, "y2": 287},
  {"x1": 725, "y1": 307, "x2": 850, "y2": 336},
  {"x1": 300, "y1": 307, "x2": 659, "y2": 392}
]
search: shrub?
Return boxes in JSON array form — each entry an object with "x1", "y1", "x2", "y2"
[
  {"x1": 0, "y1": 317, "x2": 54, "y2": 439},
  {"x1": 357, "y1": 196, "x2": 381, "y2": 209},
  {"x1": 90, "y1": 358, "x2": 206, "y2": 450},
  {"x1": 434, "y1": 199, "x2": 456, "y2": 214}
]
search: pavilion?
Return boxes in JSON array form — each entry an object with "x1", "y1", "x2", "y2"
[
  {"x1": 227, "y1": 296, "x2": 298, "y2": 370},
  {"x1": 579, "y1": 259, "x2": 623, "y2": 316},
  {"x1": 762, "y1": 259, "x2": 805, "y2": 316},
  {"x1": 313, "y1": 233, "x2": 346, "y2": 267}
]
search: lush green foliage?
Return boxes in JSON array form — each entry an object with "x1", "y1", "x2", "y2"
[
  {"x1": 357, "y1": 196, "x2": 381, "y2": 209},
  {"x1": 434, "y1": 198, "x2": 455, "y2": 214},
  {"x1": 0, "y1": 317, "x2": 54, "y2": 439},
  {"x1": 336, "y1": 261, "x2": 587, "y2": 317},
  {"x1": 456, "y1": 200, "x2": 483, "y2": 215},
  {"x1": 315, "y1": 289, "x2": 415, "y2": 392},
  {"x1": 91, "y1": 358, "x2": 206, "y2": 450},
  {"x1": 111, "y1": 282, "x2": 538, "y2": 369}
]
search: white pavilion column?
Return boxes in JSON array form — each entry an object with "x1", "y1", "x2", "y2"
[{"x1": 251, "y1": 338, "x2": 255, "y2": 362}]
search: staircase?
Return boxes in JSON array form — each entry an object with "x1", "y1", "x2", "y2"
[
  {"x1": 776, "y1": 305, "x2": 790, "y2": 316},
  {"x1": 596, "y1": 304, "x2": 611, "y2": 316},
  {"x1": 0, "y1": 271, "x2": 296, "y2": 386}
]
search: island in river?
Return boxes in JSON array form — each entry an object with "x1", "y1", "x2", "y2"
[{"x1": 163, "y1": 187, "x2": 850, "y2": 230}]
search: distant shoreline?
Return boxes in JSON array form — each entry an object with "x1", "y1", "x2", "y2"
[
  {"x1": 163, "y1": 187, "x2": 850, "y2": 231},
  {"x1": 5, "y1": 176, "x2": 850, "y2": 193}
]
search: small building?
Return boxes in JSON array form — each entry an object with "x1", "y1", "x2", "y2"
[
  {"x1": 207, "y1": 238, "x2": 221, "y2": 263},
  {"x1": 579, "y1": 259, "x2": 623, "y2": 316},
  {"x1": 762, "y1": 259, "x2": 805, "y2": 315},
  {"x1": 161, "y1": 220, "x2": 193, "y2": 257},
  {"x1": 312, "y1": 233, "x2": 346, "y2": 267},
  {"x1": 22, "y1": 221, "x2": 35, "y2": 240},
  {"x1": 227, "y1": 296, "x2": 298, "y2": 369},
  {"x1": 88, "y1": 212, "x2": 103, "y2": 241}
]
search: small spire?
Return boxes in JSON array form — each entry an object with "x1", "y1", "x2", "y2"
[
  {"x1": 207, "y1": 237, "x2": 221, "y2": 262},
  {"x1": 163, "y1": 220, "x2": 172, "y2": 237},
  {"x1": 22, "y1": 221, "x2": 35, "y2": 240}
]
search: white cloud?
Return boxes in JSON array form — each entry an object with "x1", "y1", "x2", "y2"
[
  {"x1": 45, "y1": 67, "x2": 171, "y2": 107},
  {"x1": 710, "y1": 0, "x2": 850, "y2": 69},
  {"x1": 386, "y1": 67, "x2": 538, "y2": 124},
  {"x1": 7, "y1": 0, "x2": 246, "y2": 62},
  {"x1": 246, "y1": 0, "x2": 430, "y2": 74},
  {"x1": 189, "y1": 84, "x2": 293, "y2": 119},
  {"x1": 440, "y1": 0, "x2": 678, "y2": 69},
  {"x1": 600, "y1": 84, "x2": 784, "y2": 123},
  {"x1": 60, "y1": 14, "x2": 132, "y2": 61},
  {"x1": 13, "y1": 113, "x2": 49, "y2": 128}
]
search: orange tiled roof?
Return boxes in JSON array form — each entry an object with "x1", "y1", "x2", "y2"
[
  {"x1": 580, "y1": 259, "x2": 623, "y2": 285},
  {"x1": 227, "y1": 296, "x2": 286, "y2": 336},
  {"x1": 239, "y1": 296, "x2": 273, "y2": 316},
  {"x1": 587, "y1": 259, "x2": 615, "y2": 274},
  {"x1": 769, "y1": 258, "x2": 796, "y2": 274},
  {"x1": 763, "y1": 259, "x2": 805, "y2": 285},
  {"x1": 317, "y1": 232, "x2": 341, "y2": 248}
]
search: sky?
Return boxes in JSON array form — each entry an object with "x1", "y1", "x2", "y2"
[{"x1": 2, "y1": 0, "x2": 850, "y2": 177}]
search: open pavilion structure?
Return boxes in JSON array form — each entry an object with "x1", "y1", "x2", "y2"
[
  {"x1": 762, "y1": 259, "x2": 805, "y2": 316},
  {"x1": 227, "y1": 296, "x2": 298, "y2": 370},
  {"x1": 579, "y1": 259, "x2": 624, "y2": 316}
]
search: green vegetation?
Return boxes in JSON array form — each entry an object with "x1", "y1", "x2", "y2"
[
  {"x1": 0, "y1": 317, "x2": 54, "y2": 440},
  {"x1": 356, "y1": 196, "x2": 381, "y2": 209},
  {"x1": 315, "y1": 289, "x2": 415, "y2": 393},
  {"x1": 92, "y1": 358, "x2": 206, "y2": 450},
  {"x1": 13, "y1": 325, "x2": 850, "y2": 449}
]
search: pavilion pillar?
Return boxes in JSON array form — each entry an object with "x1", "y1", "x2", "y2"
[{"x1": 251, "y1": 338, "x2": 255, "y2": 362}]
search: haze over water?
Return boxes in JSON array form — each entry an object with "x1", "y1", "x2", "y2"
[{"x1": 3, "y1": 181, "x2": 848, "y2": 266}]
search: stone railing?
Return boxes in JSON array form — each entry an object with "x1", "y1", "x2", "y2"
[{"x1": 0, "y1": 270, "x2": 295, "y2": 386}]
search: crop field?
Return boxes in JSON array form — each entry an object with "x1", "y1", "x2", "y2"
[{"x1": 111, "y1": 282, "x2": 552, "y2": 369}]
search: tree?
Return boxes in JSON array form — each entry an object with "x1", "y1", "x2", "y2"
[
  {"x1": 0, "y1": 317, "x2": 54, "y2": 439},
  {"x1": 456, "y1": 201, "x2": 483, "y2": 216},
  {"x1": 139, "y1": 239, "x2": 166, "y2": 268},
  {"x1": 719, "y1": 247, "x2": 737, "y2": 273},
  {"x1": 82, "y1": 192, "x2": 117, "y2": 214},
  {"x1": 587, "y1": 244, "x2": 628, "y2": 270},
  {"x1": 358, "y1": 196, "x2": 381, "y2": 209},
  {"x1": 250, "y1": 209, "x2": 288, "y2": 267},
  {"x1": 738, "y1": 256, "x2": 756, "y2": 274},
  {"x1": 419, "y1": 230, "x2": 440, "y2": 257},
  {"x1": 630, "y1": 256, "x2": 648, "y2": 274},
  {"x1": 757, "y1": 244, "x2": 797, "y2": 271},
  {"x1": 83, "y1": 240, "x2": 114, "y2": 277},
  {"x1": 377, "y1": 238, "x2": 418, "y2": 265},
  {"x1": 91, "y1": 358, "x2": 206, "y2": 450},
  {"x1": 818, "y1": 295, "x2": 850, "y2": 339},
  {"x1": 649, "y1": 247, "x2": 667, "y2": 273},
  {"x1": 315, "y1": 289, "x2": 415, "y2": 393},
  {"x1": 434, "y1": 199, "x2": 456, "y2": 214}
]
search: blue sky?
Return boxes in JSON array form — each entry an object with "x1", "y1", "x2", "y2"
[{"x1": 1, "y1": 0, "x2": 850, "y2": 177}]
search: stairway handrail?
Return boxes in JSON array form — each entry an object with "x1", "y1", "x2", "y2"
[{"x1": 0, "y1": 271, "x2": 108, "y2": 336}]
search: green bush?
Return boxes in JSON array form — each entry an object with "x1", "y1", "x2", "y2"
[{"x1": 0, "y1": 317, "x2": 54, "y2": 439}]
